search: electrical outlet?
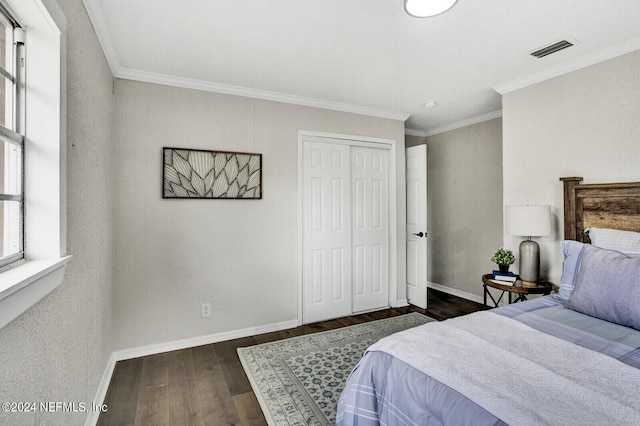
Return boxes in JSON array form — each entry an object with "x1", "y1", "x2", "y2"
[{"x1": 201, "y1": 303, "x2": 211, "y2": 318}]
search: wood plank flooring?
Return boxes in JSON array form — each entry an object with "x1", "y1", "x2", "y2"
[{"x1": 97, "y1": 288, "x2": 484, "y2": 426}]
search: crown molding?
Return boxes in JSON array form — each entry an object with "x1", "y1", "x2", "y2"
[
  {"x1": 82, "y1": 0, "x2": 409, "y2": 122},
  {"x1": 116, "y1": 67, "x2": 410, "y2": 121},
  {"x1": 495, "y1": 36, "x2": 640, "y2": 94},
  {"x1": 405, "y1": 128, "x2": 428, "y2": 137},
  {"x1": 405, "y1": 109, "x2": 502, "y2": 138},
  {"x1": 82, "y1": 0, "x2": 120, "y2": 75}
]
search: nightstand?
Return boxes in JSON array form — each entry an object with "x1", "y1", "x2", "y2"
[{"x1": 482, "y1": 274, "x2": 552, "y2": 308}]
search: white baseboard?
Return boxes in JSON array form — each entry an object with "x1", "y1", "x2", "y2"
[
  {"x1": 395, "y1": 298, "x2": 409, "y2": 307},
  {"x1": 427, "y1": 281, "x2": 484, "y2": 305},
  {"x1": 85, "y1": 353, "x2": 116, "y2": 426},
  {"x1": 86, "y1": 290, "x2": 480, "y2": 425},
  {"x1": 86, "y1": 292, "x2": 434, "y2": 425},
  {"x1": 85, "y1": 318, "x2": 299, "y2": 425},
  {"x1": 113, "y1": 319, "x2": 300, "y2": 361}
]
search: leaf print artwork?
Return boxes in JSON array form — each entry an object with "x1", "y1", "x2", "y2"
[{"x1": 163, "y1": 148, "x2": 262, "y2": 199}]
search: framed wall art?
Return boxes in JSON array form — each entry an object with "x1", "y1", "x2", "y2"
[{"x1": 163, "y1": 147, "x2": 262, "y2": 199}]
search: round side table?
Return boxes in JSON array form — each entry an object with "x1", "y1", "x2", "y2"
[{"x1": 482, "y1": 274, "x2": 552, "y2": 308}]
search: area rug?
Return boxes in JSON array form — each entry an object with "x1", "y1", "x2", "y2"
[{"x1": 237, "y1": 313, "x2": 435, "y2": 425}]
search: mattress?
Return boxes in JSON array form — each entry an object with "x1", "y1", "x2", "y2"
[{"x1": 336, "y1": 296, "x2": 640, "y2": 425}]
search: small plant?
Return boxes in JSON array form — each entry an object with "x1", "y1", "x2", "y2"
[{"x1": 491, "y1": 248, "x2": 515, "y2": 266}]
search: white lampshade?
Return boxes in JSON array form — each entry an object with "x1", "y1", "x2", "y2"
[
  {"x1": 505, "y1": 205, "x2": 551, "y2": 237},
  {"x1": 404, "y1": 0, "x2": 458, "y2": 18}
]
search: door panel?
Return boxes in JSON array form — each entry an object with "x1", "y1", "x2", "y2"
[
  {"x1": 302, "y1": 141, "x2": 352, "y2": 323},
  {"x1": 406, "y1": 145, "x2": 428, "y2": 309},
  {"x1": 352, "y1": 146, "x2": 389, "y2": 313}
]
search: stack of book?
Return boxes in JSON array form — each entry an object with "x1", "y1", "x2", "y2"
[{"x1": 491, "y1": 270, "x2": 518, "y2": 286}]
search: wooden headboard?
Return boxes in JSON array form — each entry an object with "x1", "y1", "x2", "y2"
[{"x1": 561, "y1": 177, "x2": 640, "y2": 242}]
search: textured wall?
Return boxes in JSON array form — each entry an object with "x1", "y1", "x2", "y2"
[
  {"x1": 112, "y1": 80, "x2": 405, "y2": 350},
  {"x1": 405, "y1": 134, "x2": 426, "y2": 148},
  {"x1": 503, "y1": 50, "x2": 640, "y2": 284},
  {"x1": 0, "y1": 0, "x2": 114, "y2": 425},
  {"x1": 425, "y1": 118, "x2": 503, "y2": 298}
]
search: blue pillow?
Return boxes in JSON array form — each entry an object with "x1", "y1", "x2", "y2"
[
  {"x1": 554, "y1": 240, "x2": 586, "y2": 301},
  {"x1": 566, "y1": 244, "x2": 640, "y2": 330}
]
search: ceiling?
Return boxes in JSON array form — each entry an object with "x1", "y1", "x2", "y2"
[{"x1": 84, "y1": 0, "x2": 640, "y2": 135}]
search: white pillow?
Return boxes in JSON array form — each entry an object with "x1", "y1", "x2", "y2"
[{"x1": 586, "y1": 227, "x2": 640, "y2": 255}]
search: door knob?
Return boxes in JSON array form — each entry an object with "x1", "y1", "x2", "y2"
[{"x1": 412, "y1": 232, "x2": 426, "y2": 237}]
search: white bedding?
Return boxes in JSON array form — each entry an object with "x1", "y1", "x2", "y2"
[{"x1": 367, "y1": 311, "x2": 640, "y2": 426}]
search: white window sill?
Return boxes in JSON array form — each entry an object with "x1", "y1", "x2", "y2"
[{"x1": 0, "y1": 256, "x2": 73, "y2": 329}]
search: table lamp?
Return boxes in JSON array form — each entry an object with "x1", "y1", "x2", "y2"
[{"x1": 505, "y1": 205, "x2": 551, "y2": 287}]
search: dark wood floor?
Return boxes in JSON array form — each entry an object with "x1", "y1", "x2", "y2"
[{"x1": 97, "y1": 288, "x2": 484, "y2": 426}]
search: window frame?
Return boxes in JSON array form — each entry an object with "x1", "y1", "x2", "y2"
[
  {"x1": 0, "y1": 10, "x2": 25, "y2": 268},
  {"x1": 0, "y1": 129, "x2": 24, "y2": 268},
  {"x1": 0, "y1": 0, "x2": 71, "y2": 330}
]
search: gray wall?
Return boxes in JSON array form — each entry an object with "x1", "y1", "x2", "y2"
[
  {"x1": 405, "y1": 120, "x2": 503, "y2": 300},
  {"x1": 427, "y1": 119, "x2": 503, "y2": 298},
  {"x1": 503, "y1": 50, "x2": 640, "y2": 284},
  {"x1": 427, "y1": 118, "x2": 502, "y2": 300},
  {"x1": 405, "y1": 134, "x2": 425, "y2": 148},
  {"x1": 410, "y1": 51, "x2": 640, "y2": 298},
  {"x1": 112, "y1": 80, "x2": 406, "y2": 351},
  {"x1": 0, "y1": 0, "x2": 114, "y2": 425}
]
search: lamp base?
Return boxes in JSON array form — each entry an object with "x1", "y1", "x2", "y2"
[
  {"x1": 521, "y1": 281, "x2": 538, "y2": 288},
  {"x1": 519, "y1": 239, "x2": 540, "y2": 284}
]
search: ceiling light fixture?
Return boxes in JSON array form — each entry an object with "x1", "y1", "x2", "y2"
[
  {"x1": 404, "y1": 0, "x2": 458, "y2": 18},
  {"x1": 423, "y1": 100, "x2": 437, "y2": 108}
]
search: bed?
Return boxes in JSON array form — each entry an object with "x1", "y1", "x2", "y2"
[{"x1": 336, "y1": 177, "x2": 640, "y2": 426}]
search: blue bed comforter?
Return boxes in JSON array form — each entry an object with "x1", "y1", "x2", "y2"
[{"x1": 336, "y1": 296, "x2": 640, "y2": 425}]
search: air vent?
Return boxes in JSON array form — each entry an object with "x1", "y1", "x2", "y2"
[{"x1": 530, "y1": 40, "x2": 574, "y2": 59}]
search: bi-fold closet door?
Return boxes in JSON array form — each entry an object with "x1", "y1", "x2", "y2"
[{"x1": 301, "y1": 137, "x2": 390, "y2": 324}]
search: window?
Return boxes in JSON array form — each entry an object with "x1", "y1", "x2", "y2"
[
  {"x1": 0, "y1": 0, "x2": 70, "y2": 330},
  {"x1": 0, "y1": 5, "x2": 23, "y2": 269}
]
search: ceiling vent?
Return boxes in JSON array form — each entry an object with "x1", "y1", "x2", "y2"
[{"x1": 530, "y1": 40, "x2": 574, "y2": 59}]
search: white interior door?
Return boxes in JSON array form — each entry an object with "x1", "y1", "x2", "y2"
[
  {"x1": 406, "y1": 145, "x2": 428, "y2": 309},
  {"x1": 352, "y1": 146, "x2": 389, "y2": 313},
  {"x1": 302, "y1": 141, "x2": 352, "y2": 324}
]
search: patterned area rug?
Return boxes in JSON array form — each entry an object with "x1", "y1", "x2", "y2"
[{"x1": 237, "y1": 313, "x2": 435, "y2": 425}]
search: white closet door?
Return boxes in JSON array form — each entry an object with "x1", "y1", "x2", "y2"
[
  {"x1": 352, "y1": 147, "x2": 389, "y2": 313},
  {"x1": 302, "y1": 141, "x2": 352, "y2": 324}
]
